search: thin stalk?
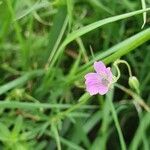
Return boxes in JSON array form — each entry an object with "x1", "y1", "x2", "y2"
[
  {"x1": 51, "y1": 124, "x2": 61, "y2": 150},
  {"x1": 0, "y1": 100, "x2": 96, "y2": 110},
  {"x1": 116, "y1": 60, "x2": 132, "y2": 77},
  {"x1": 51, "y1": 93, "x2": 91, "y2": 122},
  {"x1": 108, "y1": 98, "x2": 126, "y2": 150},
  {"x1": 141, "y1": 0, "x2": 147, "y2": 28},
  {"x1": 115, "y1": 84, "x2": 150, "y2": 112},
  {"x1": 6, "y1": 0, "x2": 28, "y2": 70}
]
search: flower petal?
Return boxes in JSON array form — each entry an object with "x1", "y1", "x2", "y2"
[
  {"x1": 94, "y1": 61, "x2": 107, "y2": 75},
  {"x1": 98, "y1": 85, "x2": 109, "y2": 95},
  {"x1": 86, "y1": 82, "x2": 109, "y2": 95},
  {"x1": 86, "y1": 85, "x2": 100, "y2": 95},
  {"x1": 106, "y1": 67, "x2": 113, "y2": 82},
  {"x1": 84, "y1": 61, "x2": 113, "y2": 96},
  {"x1": 85, "y1": 73, "x2": 109, "y2": 95},
  {"x1": 85, "y1": 73, "x2": 102, "y2": 95},
  {"x1": 85, "y1": 73, "x2": 101, "y2": 86},
  {"x1": 84, "y1": 73, "x2": 101, "y2": 81}
]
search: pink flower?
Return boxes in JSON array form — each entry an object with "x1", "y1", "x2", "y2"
[{"x1": 84, "y1": 61, "x2": 113, "y2": 95}]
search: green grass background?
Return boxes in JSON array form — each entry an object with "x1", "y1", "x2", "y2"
[{"x1": 0, "y1": 0, "x2": 150, "y2": 149}]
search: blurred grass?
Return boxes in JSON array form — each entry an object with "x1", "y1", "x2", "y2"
[{"x1": 0, "y1": 0, "x2": 150, "y2": 150}]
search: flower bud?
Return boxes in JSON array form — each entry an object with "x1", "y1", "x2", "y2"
[{"x1": 128, "y1": 76, "x2": 140, "y2": 94}]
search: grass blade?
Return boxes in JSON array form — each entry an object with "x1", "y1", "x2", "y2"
[{"x1": 50, "y1": 8, "x2": 150, "y2": 69}]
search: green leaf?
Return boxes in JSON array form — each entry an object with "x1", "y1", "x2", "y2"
[
  {"x1": 12, "y1": 115, "x2": 23, "y2": 137},
  {"x1": 50, "y1": 8, "x2": 150, "y2": 69},
  {"x1": 0, "y1": 122, "x2": 10, "y2": 139},
  {"x1": 15, "y1": 0, "x2": 50, "y2": 20},
  {"x1": 0, "y1": 70, "x2": 44, "y2": 95},
  {"x1": 69, "y1": 28, "x2": 150, "y2": 84}
]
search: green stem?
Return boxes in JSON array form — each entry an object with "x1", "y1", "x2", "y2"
[
  {"x1": 108, "y1": 98, "x2": 126, "y2": 150},
  {"x1": 6, "y1": 0, "x2": 28, "y2": 70},
  {"x1": 0, "y1": 101, "x2": 95, "y2": 110},
  {"x1": 117, "y1": 60, "x2": 132, "y2": 77},
  {"x1": 51, "y1": 93, "x2": 91, "y2": 122},
  {"x1": 49, "y1": 9, "x2": 150, "y2": 71},
  {"x1": 141, "y1": 0, "x2": 146, "y2": 28},
  {"x1": 51, "y1": 123, "x2": 61, "y2": 150},
  {"x1": 113, "y1": 59, "x2": 132, "y2": 82},
  {"x1": 115, "y1": 83, "x2": 150, "y2": 112},
  {"x1": 113, "y1": 62, "x2": 121, "y2": 81}
]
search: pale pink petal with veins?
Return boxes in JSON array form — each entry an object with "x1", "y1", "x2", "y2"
[
  {"x1": 85, "y1": 61, "x2": 113, "y2": 95},
  {"x1": 94, "y1": 61, "x2": 107, "y2": 75}
]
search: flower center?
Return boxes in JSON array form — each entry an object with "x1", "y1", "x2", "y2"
[{"x1": 101, "y1": 78, "x2": 109, "y2": 86}]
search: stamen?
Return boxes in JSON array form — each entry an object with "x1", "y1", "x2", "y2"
[{"x1": 101, "y1": 78, "x2": 109, "y2": 86}]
